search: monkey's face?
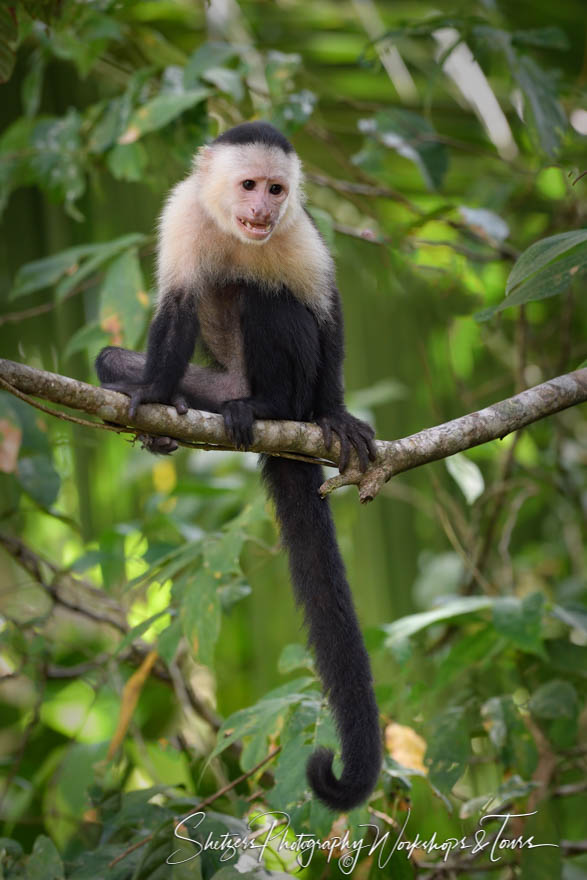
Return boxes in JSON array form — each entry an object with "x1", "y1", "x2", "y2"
[
  {"x1": 197, "y1": 143, "x2": 302, "y2": 245},
  {"x1": 231, "y1": 175, "x2": 288, "y2": 244}
]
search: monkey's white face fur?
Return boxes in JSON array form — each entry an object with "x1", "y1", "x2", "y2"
[
  {"x1": 195, "y1": 143, "x2": 303, "y2": 245},
  {"x1": 157, "y1": 139, "x2": 335, "y2": 320}
]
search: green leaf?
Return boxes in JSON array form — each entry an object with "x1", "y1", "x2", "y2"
[
  {"x1": 492, "y1": 592, "x2": 545, "y2": 655},
  {"x1": 551, "y1": 603, "x2": 587, "y2": 636},
  {"x1": 56, "y1": 233, "x2": 148, "y2": 301},
  {"x1": 119, "y1": 89, "x2": 210, "y2": 143},
  {"x1": 381, "y1": 597, "x2": 493, "y2": 649},
  {"x1": 63, "y1": 322, "x2": 110, "y2": 361},
  {"x1": 106, "y1": 141, "x2": 148, "y2": 182},
  {"x1": 181, "y1": 569, "x2": 221, "y2": 666},
  {"x1": 202, "y1": 67, "x2": 244, "y2": 102},
  {"x1": 266, "y1": 734, "x2": 313, "y2": 811},
  {"x1": 17, "y1": 453, "x2": 60, "y2": 508},
  {"x1": 435, "y1": 625, "x2": 500, "y2": 688},
  {"x1": 183, "y1": 42, "x2": 237, "y2": 88},
  {"x1": 507, "y1": 230, "x2": 587, "y2": 293},
  {"x1": 157, "y1": 617, "x2": 183, "y2": 665},
  {"x1": 22, "y1": 49, "x2": 46, "y2": 117},
  {"x1": 529, "y1": 680, "x2": 577, "y2": 720},
  {"x1": 425, "y1": 707, "x2": 470, "y2": 793},
  {"x1": 477, "y1": 230, "x2": 587, "y2": 320},
  {"x1": 217, "y1": 582, "x2": 251, "y2": 611},
  {"x1": 512, "y1": 54, "x2": 567, "y2": 156},
  {"x1": 30, "y1": 110, "x2": 86, "y2": 219},
  {"x1": 512, "y1": 27, "x2": 569, "y2": 50},
  {"x1": 357, "y1": 109, "x2": 449, "y2": 190},
  {"x1": 210, "y1": 678, "x2": 314, "y2": 761},
  {"x1": 26, "y1": 835, "x2": 64, "y2": 880},
  {"x1": 481, "y1": 696, "x2": 538, "y2": 775},
  {"x1": 0, "y1": 117, "x2": 36, "y2": 216},
  {"x1": 445, "y1": 453, "x2": 485, "y2": 504},
  {"x1": 10, "y1": 243, "x2": 100, "y2": 300},
  {"x1": 278, "y1": 643, "x2": 314, "y2": 675},
  {"x1": 99, "y1": 248, "x2": 150, "y2": 348},
  {"x1": 116, "y1": 611, "x2": 168, "y2": 655},
  {"x1": 271, "y1": 90, "x2": 317, "y2": 134},
  {"x1": 10, "y1": 233, "x2": 147, "y2": 301}
]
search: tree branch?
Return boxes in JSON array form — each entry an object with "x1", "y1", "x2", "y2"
[{"x1": 1, "y1": 358, "x2": 586, "y2": 503}]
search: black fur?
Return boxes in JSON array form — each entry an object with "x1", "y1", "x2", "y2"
[
  {"x1": 213, "y1": 121, "x2": 293, "y2": 154},
  {"x1": 96, "y1": 282, "x2": 381, "y2": 810}
]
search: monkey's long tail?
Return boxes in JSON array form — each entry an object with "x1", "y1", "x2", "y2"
[{"x1": 261, "y1": 456, "x2": 382, "y2": 812}]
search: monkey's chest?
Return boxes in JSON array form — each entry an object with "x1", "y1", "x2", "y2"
[{"x1": 197, "y1": 285, "x2": 246, "y2": 375}]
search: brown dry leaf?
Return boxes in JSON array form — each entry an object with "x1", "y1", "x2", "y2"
[
  {"x1": 101, "y1": 312, "x2": 123, "y2": 345},
  {"x1": 107, "y1": 649, "x2": 158, "y2": 761},
  {"x1": 384, "y1": 721, "x2": 427, "y2": 774},
  {"x1": 0, "y1": 419, "x2": 22, "y2": 473}
]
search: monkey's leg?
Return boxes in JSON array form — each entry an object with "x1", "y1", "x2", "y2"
[{"x1": 96, "y1": 346, "x2": 241, "y2": 453}]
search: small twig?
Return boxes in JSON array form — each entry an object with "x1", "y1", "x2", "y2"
[
  {"x1": 553, "y1": 779, "x2": 587, "y2": 798},
  {"x1": 0, "y1": 375, "x2": 127, "y2": 435},
  {"x1": 107, "y1": 746, "x2": 282, "y2": 869}
]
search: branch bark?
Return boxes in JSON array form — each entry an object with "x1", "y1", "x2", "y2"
[{"x1": 1, "y1": 358, "x2": 586, "y2": 503}]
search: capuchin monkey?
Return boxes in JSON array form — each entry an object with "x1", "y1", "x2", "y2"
[{"x1": 96, "y1": 121, "x2": 381, "y2": 811}]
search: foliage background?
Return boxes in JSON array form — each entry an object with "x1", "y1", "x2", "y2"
[{"x1": 0, "y1": 0, "x2": 585, "y2": 877}]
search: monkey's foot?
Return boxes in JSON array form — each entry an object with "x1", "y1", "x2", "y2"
[
  {"x1": 317, "y1": 411, "x2": 377, "y2": 473},
  {"x1": 101, "y1": 381, "x2": 188, "y2": 420},
  {"x1": 136, "y1": 434, "x2": 179, "y2": 455},
  {"x1": 220, "y1": 399, "x2": 254, "y2": 449}
]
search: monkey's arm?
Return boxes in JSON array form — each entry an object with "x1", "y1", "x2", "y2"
[
  {"x1": 99, "y1": 290, "x2": 199, "y2": 419},
  {"x1": 313, "y1": 289, "x2": 376, "y2": 472}
]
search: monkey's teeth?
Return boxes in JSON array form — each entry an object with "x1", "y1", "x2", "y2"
[{"x1": 241, "y1": 219, "x2": 271, "y2": 232}]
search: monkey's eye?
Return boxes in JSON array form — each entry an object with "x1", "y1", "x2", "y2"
[
  {"x1": 242, "y1": 180, "x2": 256, "y2": 191},
  {"x1": 269, "y1": 183, "x2": 283, "y2": 195}
]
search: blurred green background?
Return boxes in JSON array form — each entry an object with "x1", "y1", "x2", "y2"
[{"x1": 0, "y1": 1, "x2": 586, "y2": 878}]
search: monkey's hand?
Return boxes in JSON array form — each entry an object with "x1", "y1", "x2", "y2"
[
  {"x1": 101, "y1": 381, "x2": 189, "y2": 420},
  {"x1": 317, "y1": 410, "x2": 377, "y2": 473},
  {"x1": 221, "y1": 399, "x2": 255, "y2": 450}
]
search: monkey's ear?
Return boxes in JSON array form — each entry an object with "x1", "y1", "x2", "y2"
[{"x1": 192, "y1": 145, "x2": 214, "y2": 171}]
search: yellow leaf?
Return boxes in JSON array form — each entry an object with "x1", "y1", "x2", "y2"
[
  {"x1": 118, "y1": 125, "x2": 140, "y2": 145},
  {"x1": 385, "y1": 722, "x2": 427, "y2": 774},
  {"x1": 107, "y1": 650, "x2": 158, "y2": 761},
  {"x1": 153, "y1": 459, "x2": 176, "y2": 493}
]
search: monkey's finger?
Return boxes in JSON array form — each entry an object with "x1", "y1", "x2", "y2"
[
  {"x1": 350, "y1": 432, "x2": 370, "y2": 472},
  {"x1": 319, "y1": 419, "x2": 333, "y2": 450},
  {"x1": 336, "y1": 431, "x2": 350, "y2": 473},
  {"x1": 128, "y1": 391, "x2": 145, "y2": 420},
  {"x1": 357, "y1": 427, "x2": 377, "y2": 463}
]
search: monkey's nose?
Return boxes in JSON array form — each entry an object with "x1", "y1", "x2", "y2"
[{"x1": 252, "y1": 206, "x2": 271, "y2": 222}]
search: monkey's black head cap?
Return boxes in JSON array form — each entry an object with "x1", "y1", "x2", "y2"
[{"x1": 213, "y1": 121, "x2": 294, "y2": 155}]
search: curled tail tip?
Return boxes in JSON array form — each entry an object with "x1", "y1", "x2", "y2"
[{"x1": 306, "y1": 747, "x2": 381, "y2": 813}]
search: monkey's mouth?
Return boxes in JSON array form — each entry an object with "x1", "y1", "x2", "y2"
[{"x1": 237, "y1": 217, "x2": 273, "y2": 240}]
